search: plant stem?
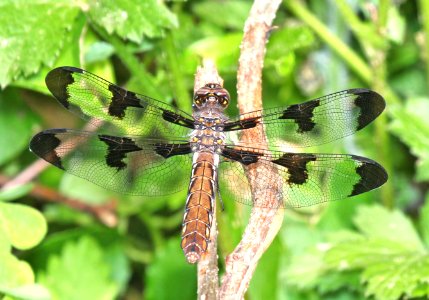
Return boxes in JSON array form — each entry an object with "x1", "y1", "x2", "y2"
[
  {"x1": 163, "y1": 32, "x2": 191, "y2": 113},
  {"x1": 285, "y1": 0, "x2": 373, "y2": 83},
  {"x1": 420, "y1": 0, "x2": 429, "y2": 88},
  {"x1": 370, "y1": 0, "x2": 394, "y2": 208}
]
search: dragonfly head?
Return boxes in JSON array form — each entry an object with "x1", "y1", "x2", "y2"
[{"x1": 193, "y1": 83, "x2": 230, "y2": 111}]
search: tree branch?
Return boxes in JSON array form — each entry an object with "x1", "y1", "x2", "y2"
[
  {"x1": 194, "y1": 59, "x2": 223, "y2": 300},
  {"x1": 219, "y1": 1, "x2": 283, "y2": 298}
]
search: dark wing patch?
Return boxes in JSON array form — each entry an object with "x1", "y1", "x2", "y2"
[
  {"x1": 107, "y1": 85, "x2": 144, "y2": 119},
  {"x1": 29, "y1": 129, "x2": 192, "y2": 196},
  {"x1": 350, "y1": 155, "x2": 387, "y2": 196},
  {"x1": 222, "y1": 117, "x2": 260, "y2": 131},
  {"x1": 218, "y1": 145, "x2": 387, "y2": 208},
  {"x1": 45, "y1": 66, "x2": 81, "y2": 109},
  {"x1": 99, "y1": 135, "x2": 143, "y2": 171},
  {"x1": 45, "y1": 67, "x2": 194, "y2": 137},
  {"x1": 154, "y1": 142, "x2": 192, "y2": 158},
  {"x1": 161, "y1": 110, "x2": 195, "y2": 129},
  {"x1": 221, "y1": 146, "x2": 262, "y2": 165},
  {"x1": 353, "y1": 88, "x2": 386, "y2": 130},
  {"x1": 30, "y1": 129, "x2": 66, "y2": 170},
  {"x1": 279, "y1": 100, "x2": 320, "y2": 133},
  {"x1": 272, "y1": 153, "x2": 317, "y2": 185},
  {"x1": 224, "y1": 89, "x2": 385, "y2": 148}
]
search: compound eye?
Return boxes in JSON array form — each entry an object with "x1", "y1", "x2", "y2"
[
  {"x1": 221, "y1": 97, "x2": 229, "y2": 106},
  {"x1": 195, "y1": 98, "x2": 202, "y2": 105}
]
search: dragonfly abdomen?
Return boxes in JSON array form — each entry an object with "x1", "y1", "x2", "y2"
[{"x1": 181, "y1": 151, "x2": 218, "y2": 264}]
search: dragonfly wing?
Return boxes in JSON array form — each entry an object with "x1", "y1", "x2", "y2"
[
  {"x1": 218, "y1": 145, "x2": 387, "y2": 208},
  {"x1": 30, "y1": 129, "x2": 193, "y2": 196},
  {"x1": 45, "y1": 66, "x2": 194, "y2": 137},
  {"x1": 224, "y1": 89, "x2": 385, "y2": 148}
]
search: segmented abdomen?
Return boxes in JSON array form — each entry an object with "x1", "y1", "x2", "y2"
[{"x1": 181, "y1": 151, "x2": 218, "y2": 264}]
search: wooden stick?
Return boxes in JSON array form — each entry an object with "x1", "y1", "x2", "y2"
[
  {"x1": 219, "y1": 1, "x2": 283, "y2": 298},
  {"x1": 194, "y1": 59, "x2": 223, "y2": 299}
]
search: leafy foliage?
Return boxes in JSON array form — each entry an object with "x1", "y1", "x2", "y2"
[
  {"x1": 0, "y1": 90, "x2": 38, "y2": 165},
  {"x1": 0, "y1": 1, "x2": 79, "y2": 87},
  {"x1": 38, "y1": 236, "x2": 118, "y2": 300},
  {"x1": 0, "y1": 187, "x2": 48, "y2": 299},
  {"x1": 87, "y1": 0, "x2": 178, "y2": 43},
  {"x1": 285, "y1": 205, "x2": 429, "y2": 300},
  {"x1": 390, "y1": 97, "x2": 429, "y2": 181},
  {"x1": 0, "y1": 0, "x2": 427, "y2": 299},
  {"x1": 145, "y1": 238, "x2": 197, "y2": 300}
]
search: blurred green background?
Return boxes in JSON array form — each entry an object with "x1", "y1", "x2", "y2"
[{"x1": 0, "y1": 0, "x2": 429, "y2": 299}]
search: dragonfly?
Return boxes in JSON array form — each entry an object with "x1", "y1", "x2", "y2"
[{"x1": 30, "y1": 66, "x2": 388, "y2": 264}]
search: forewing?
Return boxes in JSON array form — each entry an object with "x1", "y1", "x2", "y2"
[
  {"x1": 29, "y1": 129, "x2": 193, "y2": 196},
  {"x1": 45, "y1": 67, "x2": 194, "y2": 137},
  {"x1": 219, "y1": 145, "x2": 387, "y2": 208},
  {"x1": 224, "y1": 89, "x2": 385, "y2": 148}
]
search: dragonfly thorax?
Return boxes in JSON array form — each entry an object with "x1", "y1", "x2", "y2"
[{"x1": 190, "y1": 117, "x2": 226, "y2": 153}]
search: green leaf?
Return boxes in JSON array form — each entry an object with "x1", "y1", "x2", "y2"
[
  {"x1": 390, "y1": 69, "x2": 427, "y2": 98},
  {"x1": 0, "y1": 202, "x2": 47, "y2": 250},
  {"x1": 362, "y1": 254, "x2": 429, "y2": 300},
  {"x1": 266, "y1": 51, "x2": 296, "y2": 78},
  {"x1": 354, "y1": 205, "x2": 425, "y2": 251},
  {"x1": 0, "y1": 89, "x2": 39, "y2": 166},
  {"x1": 420, "y1": 193, "x2": 429, "y2": 247},
  {"x1": 0, "y1": 183, "x2": 34, "y2": 202},
  {"x1": 187, "y1": 33, "x2": 242, "y2": 72},
  {"x1": 0, "y1": 1, "x2": 79, "y2": 87},
  {"x1": 84, "y1": 41, "x2": 115, "y2": 63},
  {"x1": 390, "y1": 97, "x2": 429, "y2": 181},
  {"x1": 268, "y1": 26, "x2": 316, "y2": 55},
  {"x1": 280, "y1": 218, "x2": 324, "y2": 256},
  {"x1": 88, "y1": 0, "x2": 177, "y2": 43},
  {"x1": 0, "y1": 225, "x2": 11, "y2": 253},
  {"x1": 59, "y1": 174, "x2": 114, "y2": 205},
  {"x1": 192, "y1": 1, "x2": 251, "y2": 30},
  {"x1": 0, "y1": 251, "x2": 34, "y2": 288},
  {"x1": 286, "y1": 205, "x2": 429, "y2": 299},
  {"x1": 416, "y1": 156, "x2": 429, "y2": 182},
  {"x1": 145, "y1": 238, "x2": 196, "y2": 300},
  {"x1": 38, "y1": 236, "x2": 118, "y2": 300},
  {"x1": 316, "y1": 271, "x2": 361, "y2": 294},
  {"x1": 0, "y1": 284, "x2": 50, "y2": 300},
  {"x1": 323, "y1": 205, "x2": 429, "y2": 299},
  {"x1": 284, "y1": 251, "x2": 325, "y2": 289},
  {"x1": 325, "y1": 239, "x2": 418, "y2": 270}
]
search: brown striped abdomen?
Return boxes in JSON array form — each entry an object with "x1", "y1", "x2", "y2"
[{"x1": 181, "y1": 151, "x2": 217, "y2": 264}]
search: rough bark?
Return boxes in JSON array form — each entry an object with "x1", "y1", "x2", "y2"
[{"x1": 219, "y1": 1, "x2": 283, "y2": 299}]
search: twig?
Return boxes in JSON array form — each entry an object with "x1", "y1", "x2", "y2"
[
  {"x1": 219, "y1": 1, "x2": 283, "y2": 299},
  {"x1": 0, "y1": 174, "x2": 117, "y2": 227},
  {"x1": 194, "y1": 59, "x2": 223, "y2": 299}
]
